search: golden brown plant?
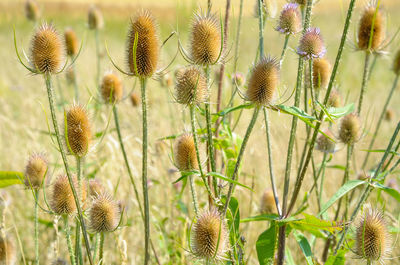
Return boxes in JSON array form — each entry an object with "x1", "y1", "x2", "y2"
[
  {"x1": 175, "y1": 67, "x2": 208, "y2": 105},
  {"x1": 174, "y1": 134, "x2": 198, "y2": 171},
  {"x1": 339, "y1": 113, "x2": 361, "y2": 145},
  {"x1": 64, "y1": 28, "x2": 79, "y2": 57},
  {"x1": 51, "y1": 258, "x2": 68, "y2": 265},
  {"x1": 260, "y1": 189, "x2": 276, "y2": 214},
  {"x1": 327, "y1": 89, "x2": 342, "y2": 108},
  {"x1": 25, "y1": 0, "x2": 40, "y2": 21},
  {"x1": 312, "y1": 58, "x2": 331, "y2": 90},
  {"x1": 316, "y1": 129, "x2": 336, "y2": 153},
  {"x1": 357, "y1": 6, "x2": 384, "y2": 51},
  {"x1": 24, "y1": 153, "x2": 47, "y2": 189},
  {"x1": 88, "y1": 6, "x2": 104, "y2": 30},
  {"x1": 130, "y1": 91, "x2": 140, "y2": 107},
  {"x1": 101, "y1": 72, "x2": 123, "y2": 104},
  {"x1": 89, "y1": 179, "x2": 105, "y2": 198},
  {"x1": 385, "y1": 109, "x2": 394, "y2": 122},
  {"x1": 66, "y1": 104, "x2": 91, "y2": 157},
  {"x1": 89, "y1": 193, "x2": 120, "y2": 233},
  {"x1": 276, "y1": 3, "x2": 302, "y2": 35},
  {"x1": 50, "y1": 175, "x2": 86, "y2": 215}
]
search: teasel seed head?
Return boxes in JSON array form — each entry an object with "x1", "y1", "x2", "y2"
[
  {"x1": 355, "y1": 206, "x2": 391, "y2": 262},
  {"x1": 89, "y1": 179, "x2": 105, "y2": 198},
  {"x1": 64, "y1": 28, "x2": 78, "y2": 57},
  {"x1": 232, "y1": 72, "x2": 245, "y2": 87},
  {"x1": 88, "y1": 6, "x2": 104, "y2": 30},
  {"x1": 247, "y1": 57, "x2": 279, "y2": 105},
  {"x1": 316, "y1": 129, "x2": 336, "y2": 154},
  {"x1": 24, "y1": 153, "x2": 47, "y2": 189},
  {"x1": 385, "y1": 109, "x2": 394, "y2": 122},
  {"x1": 190, "y1": 13, "x2": 221, "y2": 65},
  {"x1": 30, "y1": 23, "x2": 64, "y2": 74},
  {"x1": 66, "y1": 104, "x2": 91, "y2": 157},
  {"x1": 312, "y1": 58, "x2": 331, "y2": 90},
  {"x1": 297, "y1": 28, "x2": 326, "y2": 59},
  {"x1": 89, "y1": 193, "x2": 120, "y2": 233},
  {"x1": 51, "y1": 258, "x2": 68, "y2": 265},
  {"x1": 260, "y1": 189, "x2": 276, "y2": 214},
  {"x1": 174, "y1": 134, "x2": 198, "y2": 171},
  {"x1": 339, "y1": 113, "x2": 361, "y2": 145},
  {"x1": 130, "y1": 91, "x2": 140, "y2": 107},
  {"x1": 0, "y1": 234, "x2": 16, "y2": 265},
  {"x1": 50, "y1": 174, "x2": 84, "y2": 215},
  {"x1": 175, "y1": 66, "x2": 208, "y2": 105},
  {"x1": 276, "y1": 3, "x2": 302, "y2": 35},
  {"x1": 101, "y1": 72, "x2": 123, "y2": 104},
  {"x1": 327, "y1": 89, "x2": 342, "y2": 108},
  {"x1": 127, "y1": 11, "x2": 159, "y2": 78},
  {"x1": 357, "y1": 5, "x2": 384, "y2": 52},
  {"x1": 25, "y1": 0, "x2": 40, "y2": 21},
  {"x1": 393, "y1": 49, "x2": 400, "y2": 75},
  {"x1": 191, "y1": 209, "x2": 228, "y2": 260}
]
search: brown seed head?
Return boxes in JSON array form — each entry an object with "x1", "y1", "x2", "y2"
[
  {"x1": 174, "y1": 134, "x2": 198, "y2": 171},
  {"x1": 101, "y1": 72, "x2": 123, "y2": 104},
  {"x1": 50, "y1": 175, "x2": 83, "y2": 215},
  {"x1": 192, "y1": 209, "x2": 228, "y2": 260},
  {"x1": 30, "y1": 24, "x2": 64, "y2": 74},
  {"x1": 24, "y1": 153, "x2": 47, "y2": 189},
  {"x1": 357, "y1": 6, "x2": 384, "y2": 51},
  {"x1": 88, "y1": 6, "x2": 104, "y2": 30},
  {"x1": 260, "y1": 189, "x2": 276, "y2": 214},
  {"x1": 393, "y1": 49, "x2": 400, "y2": 75},
  {"x1": 51, "y1": 258, "x2": 68, "y2": 265},
  {"x1": 64, "y1": 28, "x2": 78, "y2": 57},
  {"x1": 190, "y1": 13, "x2": 221, "y2": 65},
  {"x1": 385, "y1": 109, "x2": 394, "y2": 122},
  {"x1": 339, "y1": 113, "x2": 361, "y2": 144},
  {"x1": 66, "y1": 104, "x2": 91, "y2": 157},
  {"x1": 297, "y1": 28, "x2": 326, "y2": 59},
  {"x1": 0, "y1": 234, "x2": 16, "y2": 265},
  {"x1": 175, "y1": 67, "x2": 208, "y2": 105},
  {"x1": 89, "y1": 179, "x2": 105, "y2": 198},
  {"x1": 276, "y1": 3, "x2": 302, "y2": 35},
  {"x1": 89, "y1": 193, "x2": 120, "y2": 233},
  {"x1": 247, "y1": 57, "x2": 279, "y2": 105},
  {"x1": 312, "y1": 58, "x2": 331, "y2": 90},
  {"x1": 355, "y1": 207, "x2": 390, "y2": 262},
  {"x1": 327, "y1": 89, "x2": 342, "y2": 108},
  {"x1": 25, "y1": 0, "x2": 40, "y2": 21},
  {"x1": 316, "y1": 129, "x2": 336, "y2": 153},
  {"x1": 130, "y1": 91, "x2": 140, "y2": 107},
  {"x1": 127, "y1": 11, "x2": 159, "y2": 78}
]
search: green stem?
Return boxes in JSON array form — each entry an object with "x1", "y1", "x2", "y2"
[
  {"x1": 343, "y1": 144, "x2": 353, "y2": 219},
  {"x1": 34, "y1": 190, "x2": 39, "y2": 265},
  {"x1": 93, "y1": 233, "x2": 100, "y2": 261},
  {"x1": 75, "y1": 158, "x2": 83, "y2": 265},
  {"x1": 188, "y1": 174, "x2": 199, "y2": 216},
  {"x1": 357, "y1": 52, "x2": 371, "y2": 115},
  {"x1": 362, "y1": 74, "x2": 399, "y2": 169},
  {"x1": 279, "y1": 35, "x2": 290, "y2": 67},
  {"x1": 309, "y1": 59, "x2": 316, "y2": 113},
  {"x1": 64, "y1": 216, "x2": 76, "y2": 265},
  {"x1": 318, "y1": 153, "x2": 328, "y2": 204},
  {"x1": 45, "y1": 74, "x2": 94, "y2": 265},
  {"x1": 257, "y1": 0, "x2": 264, "y2": 57},
  {"x1": 99, "y1": 232, "x2": 105, "y2": 265}
]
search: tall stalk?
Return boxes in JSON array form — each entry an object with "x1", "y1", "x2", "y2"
[
  {"x1": 64, "y1": 216, "x2": 77, "y2": 265},
  {"x1": 75, "y1": 158, "x2": 83, "y2": 265},
  {"x1": 357, "y1": 52, "x2": 371, "y2": 115},
  {"x1": 279, "y1": 35, "x2": 290, "y2": 67},
  {"x1": 34, "y1": 190, "x2": 39, "y2": 265},
  {"x1": 99, "y1": 232, "x2": 105, "y2": 265}
]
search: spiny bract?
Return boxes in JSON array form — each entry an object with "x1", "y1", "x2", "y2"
[
  {"x1": 175, "y1": 66, "x2": 208, "y2": 105},
  {"x1": 24, "y1": 153, "x2": 47, "y2": 189},
  {"x1": 66, "y1": 104, "x2": 91, "y2": 157},
  {"x1": 89, "y1": 193, "x2": 120, "y2": 233},
  {"x1": 174, "y1": 134, "x2": 198, "y2": 171},
  {"x1": 357, "y1": 6, "x2": 384, "y2": 51},
  {"x1": 101, "y1": 72, "x2": 123, "y2": 104}
]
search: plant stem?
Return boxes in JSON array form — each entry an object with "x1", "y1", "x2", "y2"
[
  {"x1": 75, "y1": 157, "x2": 83, "y2": 265},
  {"x1": 257, "y1": 0, "x2": 264, "y2": 57},
  {"x1": 44, "y1": 74, "x2": 94, "y2": 265},
  {"x1": 64, "y1": 216, "x2": 76, "y2": 265},
  {"x1": 99, "y1": 232, "x2": 105, "y2": 265},
  {"x1": 188, "y1": 173, "x2": 199, "y2": 216},
  {"x1": 318, "y1": 153, "x2": 328, "y2": 204},
  {"x1": 343, "y1": 144, "x2": 353, "y2": 219},
  {"x1": 95, "y1": 29, "x2": 100, "y2": 87},
  {"x1": 362, "y1": 74, "x2": 399, "y2": 169},
  {"x1": 93, "y1": 233, "x2": 100, "y2": 261},
  {"x1": 357, "y1": 52, "x2": 371, "y2": 115},
  {"x1": 34, "y1": 190, "x2": 39, "y2": 265},
  {"x1": 309, "y1": 59, "x2": 316, "y2": 113},
  {"x1": 279, "y1": 35, "x2": 290, "y2": 67}
]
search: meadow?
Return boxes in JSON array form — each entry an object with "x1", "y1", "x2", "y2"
[{"x1": 0, "y1": 0, "x2": 400, "y2": 264}]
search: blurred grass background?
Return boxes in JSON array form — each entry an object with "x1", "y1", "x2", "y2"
[{"x1": 0, "y1": 0, "x2": 400, "y2": 264}]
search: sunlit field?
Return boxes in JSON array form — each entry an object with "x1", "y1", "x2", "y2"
[{"x1": 1, "y1": 0, "x2": 400, "y2": 264}]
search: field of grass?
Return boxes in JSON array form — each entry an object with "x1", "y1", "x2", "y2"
[{"x1": 0, "y1": 0, "x2": 400, "y2": 264}]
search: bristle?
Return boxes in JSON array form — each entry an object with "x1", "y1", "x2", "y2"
[
  {"x1": 327, "y1": 89, "x2": 341, "y2": 108},
  {"x1": 393, "y1": 49, "x2": 400, "y2": 75},
  {"x1": 24, "y1": 153, "x2": 47, "y2": 189},
  {"x1": 50, "y1": 175, "x2": 82, "y2": 215},
  {"x1": 30, "y1": 24, "x2": 64, "y2": 74},
  {"x1": 64, "y1": 28, "x2": 79, "y2": 57},
  {"x1": 316, "y1": 129, "x2": 336, "y2": 153},
  {"x1": 312, "y1": 58, "x2": 331, "y2": 90},
  {"x1": 260, "y1": 189, "x2": 276, "y2": 214},
  {"x1": 190, "y1": 13, "x2": 221, "y2": 65},
  {"x1": 247, "y1": 57, "x2": 279, "y2": 105},
  {"x1": 174, "y1": 134, "x2": 198, "y2": 171},
  {"x1": 276, "y1": 3, "x2": 302, "y2": 35},
  {"x1": 339, "y1": 113, "x2": 361, "y2": 144},
  {"x1": 357, "y1": 6, "x2": 384, "y2": 51},
  {"x1": 126, "y1": 11, "x2": 159, "y2": 77},
  {"x1": 89, "y1": 193, "x2": 120, "y2": 233},
  {"x1": 101, "y1": 72, "x2": 123, "y2": 104},
  {"x1": 88, "y1": 6, "x2": 104, "y2": 30},
  {"x1": 25, "y1": 0, "x2": 40, "y2": 21},
  {"x1": 175, "y1": 66, "x2": 208, "y2": 105},
  {"x1": 297, "y1": 28, "x2": 326, "y2": 59},
  {"x1": 0, "y1": 234, "x2": 16, "y2": 265},
  {"x1": 66, "y1": 104, "x2": 91, "y2": 157},
  {"x1": 191, "y1": 209, "x2": 228, "y2": 260}
]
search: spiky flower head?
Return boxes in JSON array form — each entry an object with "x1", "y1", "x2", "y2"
[
  {"x1": 50, "y1": 175, "x2": 86, "y2": 215},
  {"x1": 190, "y1": 13, "x2": 221, "y2": 65},
  {"x1": 393, "y1": 49, "x2": 400, "y2": 75},
  {"x1": 191, "y1": 209, "x2": 228, "y2": 260},
  {"x1": 66, "y1": 104, "x2": 91, "y2": 157},
  {"x1": 101, "y1": 72, "x2": 123, "y2": 104},
  {"x1": 64, "y1": 28, "x2": 78, "y2": 57},
  {"x1": 25, "y1": 0, "x2": 40, "y2": 21},
  {"x1": 339, "y1": 113, "x2": 361, "y2": 145},
  {"x1": 174, "y1": 134, "x2": 198, "y2": 171},
  {"x1": 130, "y1": 91, "x2": 140, "y2": 107},
  {"x1": 24, "y1": 153, "x2": 47, "y2": 189},
  {"x1": 276, "y1": 3, "x2": 301, "y2": 35},
  {"x1": 297, "y1": 28, "x2": 326, "y2": 59},
  {"x1": 260, "y1": 189, "x2": 276, "y2": 214},
  {"x1": 30, "y1": 23, "x2": 64, "y2": 74},
  {"x1": 232, "y1": 72, "x2": 245, "y2": 87},
  {"x1": 89, "y1": 179, "x2": 105, "y2": 198},
  {"x1": 89, "y1": 193, "x2": 120, "y2": 233},
  {"x1": 312, "y1": 58, "x2": 331, "y2": 90},
  {"x1": 357, "y1": 5, "x2": 384, "y2": 52},
  {"x1": 0, "y1": 234, "x2": 16, "y2": 265},
  {"x1": 175, "y1": 67, "x2": 208, "y2": 105},
  {"x1": 316, "y1": 129, "x2": 336, "y2": 153},
  {"x1": 51, "y1": 258, "x2": 68, "y2": 265},
  {"x1": 126, "y1": 11, "x2": 159, "y2": 78},
  {"x1": 247, "y1": 57, "x2": 279, "y2": 105},
  {"x1": 385, "y1": 109, "x2": 394, "y2": 122},
  {"x1": 327, "y1": 89, "x2": 342, "y2": 108},
  {"x1": 88, "y1": 6, "x2": 104, "y2": 30},
  {"x1": 355, "y1": 206, "x2": 391, "y2": 262}
]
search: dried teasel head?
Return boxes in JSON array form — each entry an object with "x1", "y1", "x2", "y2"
[
  {"x1": 316, "y1": 129, "x2": 336, "y2": 154},
  {"x1": 357, "y1": 5, "x2": 384, "y2": 52},
  {"x1": 30, "y1": 23, "x2": 64, "y2": 74},
  {"x1": 175, "y1": 66, "x2": 208, "y2": 105},
  {"x1": 25, "y1": 0, "x2": 40, "y2": 21},
  {"x1": 66, "y1": 104, "x2": 91, "y2": 157},
  {"x1": 260, "y1": 189, "x2": 276, "y2": 214},
  {"x1": 312, "y1": 58, "x2": 331, "y2": 90},
  {"x1": 24, "y1": 153, "x2": 47, "y2": 190},
  {"x1": 339, "y1": 113, "x2": 361, "y2": 145},
  {"x1": 0, "y1": 234, "x2": 16, "y2": 265},
  {"x1": 174, "y1": 134, "x2": 198, "y2": 171},
  {"x1": 247, "y1": 57, "x2": 279, "y2": 105},
  {"x1": 327, "y1": 89, "x2": 342, "y2": 108},
  {"x1": 88, "y1": 5, "x2": 104, "y2": 30},
  {"x1": 190, "y1": 13, "x2": 221, "y2": 65},
  {"x1": 191, "y1": 209, "x2": 228, "y2": 260},
  {"x1": 297, "y1": 28, "x2": 326, "y2": 59},
  {"x1": 89, "y1": 193, "x2": 120, "y2": 233},
  {"x1": 50, "y1": 174, "x2": 85, "y2": 215},
  {"x1": 276, "y1": 3, "x2": 302, "y2": 35},
  {"x1": 355, "y1": 206, "x2": 391, "y2": 262},
  {"x1": 393, "y1": 49, "x2": 400, "y2": 75},
  {"x1": 89, "y1": 179, "x2": 105, "y2": 198},
  {"x1": 101, "y1": 72, "x2": 123, "y2": 104},
  {"x1": 130, "y1": 91, "x2": 140, "y2": 107},
  {"x1": 385, "y1": 109, "x2": 394, "y2": 122},
  {"x1": 64, "y1": 28, "x2": 78, "y2": 57},
  {"x1": 126, "y1": 11, "x2": 159, "y2": 78}
]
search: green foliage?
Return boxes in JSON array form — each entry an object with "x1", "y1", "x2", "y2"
[
  {"x1": 256, "y1": 222, "x2": 277, "y2": 265},
  {"x1": 0, "y1": 171, "x2": 23, "y2": 187}
]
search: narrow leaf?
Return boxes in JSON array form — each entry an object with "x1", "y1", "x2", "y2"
[
  {"x1": 293, "y1": 230, "x2": 313, "y2": 265},
  {"x1": 256, "y1": 223, "x2": 277, "y2": 265},
  {"x1": 0, "y1": 171, "x2": 24, "y2": 188},
  {"x1": 207, "y1": 172, "x2": 253, "y2": 191},
  {"x1": 215, "y1": 103, "x2": 254, "y2": 117},
  {"x1": 373, "y1": 183, "x2": 400, "y2": 202}
]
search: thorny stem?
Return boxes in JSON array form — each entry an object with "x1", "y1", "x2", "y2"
[
  {"x1": 99, "y1": 232, "x2": 105, "y2": 265},
  {"x1": 75, "y1": 158, "x2": 83, "y2": 265},
  {"x1": 357, "y1": 52, "x2": 371, "y2": 115},
  {"x1": 34, "y1": 190, "x2": 39, "y2": 265},
  {"x1": 318, "y1": 153, "x2": 328, "y2": 204},
  {"x1": 188, "y1": 173, "x2": 199, "y2": 216},
  {"x1": 343, "y1": 144, "x2": 353, "y2": 219},
  {"x1": 64, "y1": 216, "x2": 77, "y2": 265},
  {"x1": 45, "y1": 74, "x2": 94, "y2": 265}
]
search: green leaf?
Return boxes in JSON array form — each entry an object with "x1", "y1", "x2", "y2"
[
  {"x1": 325, "y1": 249, "x2": 346, "y2": 265},
  {"x1": 241, "y1": 214, "x2": 297, "y2": 223},
  {"x1": 291, "y1": 213, "x2": 342, "y2": 236},
  {"x1": 293, "y1": 230, "x2": 313, "y2": 265},
  {"x1": 0, "y1": 171, "x2": 23, "y2": 188},
  {"x1": 324, "y1": 103, "x2": 354, "y2": 121},
  {"x1": 224, "y1": 196, "x2": 240, "y2": 244},
  {"x1": 276, "y1": 105, "x2": 316, "y2": 122},
  {"x1": 319, "y1": 180, "x2": 366, "y2": 216},
  {"x1": 215, "y1": 103, "x2": 254, "y2": 116},
  {"x1": 373, "y1": 183, "x2": 400, "y2": 202},
  {"x1": 172, "y1": 170, "x2": 200, "y2": 184},
  {"x1": 207, "y1": 172, "x2": 253, "y2": 191},
  {"x1": 256, "y1": 222, "x2": 277, "y2": 265}
]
